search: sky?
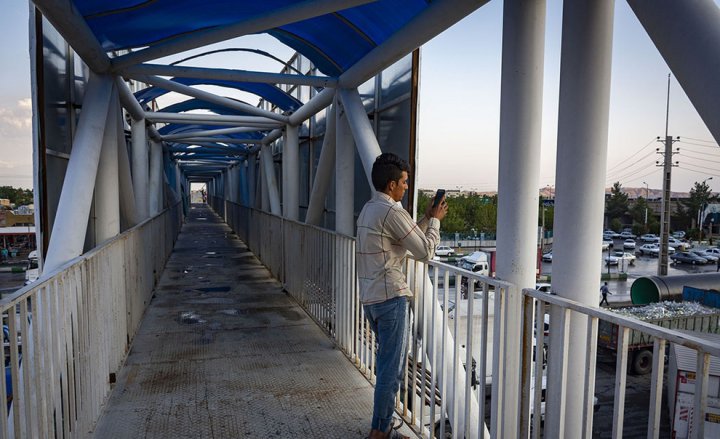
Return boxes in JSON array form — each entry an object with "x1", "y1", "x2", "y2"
[{"x1": 0, "y1": 1, "x2": 718, "y2": 194}]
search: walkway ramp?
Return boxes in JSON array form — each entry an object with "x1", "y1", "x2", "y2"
[{"x1": 91, "y1": 205, "x2": 403, "y2": 438}]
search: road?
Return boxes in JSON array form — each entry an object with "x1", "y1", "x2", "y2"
[{"x1": 539, "y1": 240, "x2": 718, "y2": 305}]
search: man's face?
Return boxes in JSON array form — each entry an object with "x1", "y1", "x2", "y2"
[{"x1": 388, "y1": 171, "x2": 409, "y2": 202}]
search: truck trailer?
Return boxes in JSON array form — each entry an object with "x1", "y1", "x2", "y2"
[{"x1": 598, "y1": 302, "x2": 720, "y2": 375}]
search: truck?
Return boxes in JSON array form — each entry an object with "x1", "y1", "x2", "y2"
[
  {"x1": 24, "y1": 250, "x2": 38, "y2": 285},
  {"x1": 457, "y1": 251, "x2": 490, "y2": 276},
  {"x1": 598, "y1": 302, "x2": 720, "y2": 375}
]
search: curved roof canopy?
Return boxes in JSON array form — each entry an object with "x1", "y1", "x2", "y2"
[
  {"x1": 75, "y1": 0, "x2": 430, "y2": 76},
  {"x1": 135, "y1": 78, "x2": 302, "y2": 112}
]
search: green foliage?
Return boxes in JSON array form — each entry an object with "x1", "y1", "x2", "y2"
[
  {"x1": 0, "y1": 186, "x2": 33, "y2": 207},
  {"x1": 605, "y1": 182, "x2": 629, "y2": 221},
  {"x1": 677, "y1": 180, "x2": 717, "y2": 228},
  {"x1": 610, "y1": 218, "x2": 622, "y2": 232},
  {"x1": 416, "y1": 192, "x2": 500, "y2": 234}
]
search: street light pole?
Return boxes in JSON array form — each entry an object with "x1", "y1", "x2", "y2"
[
  {"x1": 643, "y1": 181, "x2": 649, "y2": 232},
  {"x1": 699, "y1": 177, "x2": 713, "y2": 242}
]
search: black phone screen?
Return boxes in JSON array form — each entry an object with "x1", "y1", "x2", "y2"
[{"x1": 433, "y1": 189, "x2": 446, "y2": 207}]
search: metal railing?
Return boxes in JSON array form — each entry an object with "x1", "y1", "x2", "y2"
[
  {"x1": 222, "y1": 200, "x2": 514, "y2": 438},
  {"x1": 522, "y1": 288, "x2": 720, "y2": 439},
  {"x1": 221, "y1": 200, "x2": 720, "y2": 439},
  {"x1": 0, "y1": 203, "x2": 182, "y2": 438}
]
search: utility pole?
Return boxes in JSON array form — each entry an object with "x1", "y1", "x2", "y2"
[{"x1": 658, "y1": 74, "x2": 679, "y2": 276}]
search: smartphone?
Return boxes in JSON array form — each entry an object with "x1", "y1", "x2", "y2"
[{"x1": 432, "y1": 189, "x2": 446, "y2": 207}]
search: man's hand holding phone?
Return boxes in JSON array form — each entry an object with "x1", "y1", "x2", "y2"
[{"x1": 427, "y1": 189, "x2": 448, "y2": 221}]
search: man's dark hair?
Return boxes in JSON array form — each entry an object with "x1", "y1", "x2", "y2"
[{"x1": 371, "y1": 153, "x2": 410, "y2": 192}]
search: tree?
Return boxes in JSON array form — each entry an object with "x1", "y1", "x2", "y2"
[
  {"x1": 0, "y1": 186, "x2": 33, "y2": 207},
  {"x1": 677, "y1": 180, "x2": 716, "y2": 229},
  {"x1": 605, "y1": 182, "x2": 629, "y2": 225}
]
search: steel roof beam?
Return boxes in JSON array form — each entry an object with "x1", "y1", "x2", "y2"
[
  {"x1": 339, "y1": 0, "x2": 490, "y2": 88},
  {"x1": 162, "y1": 126, "x2": 266, "y2": 140},
  {"x1": 144, "y1": 112, "x2": 282, "y2": 127},
  {"x1": 121, "y1": 64, "x2": 337, "y2": 88},
  {"x1": 115, "y1": 76, "x2": 163, "y2": 141},
  {"x1": 169, "y1": 137, "x2": 263, "y2": 144},
  {"x1": 134, "y1": 74, "x2": 289, "y2": 123},
  {"x1": 110, "y1": 0, "x2": 378, "y2": 70},
  {"x1": 32, "y1": 0, "x2": 112, "y2": 73}
]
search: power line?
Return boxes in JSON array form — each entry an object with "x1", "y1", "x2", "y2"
[
  {"x1": 606, "y1": 138, "x2": 656, "y2": 172},
  {"x1": 679, "y1": 144, "x2": 720, "y2": 157},
  {"x1": 677, "y1": 165, "x2": 720, "y2": 180},
  {"x1": 680, "y1": 136, "x2": 718, "y2": 145},
  {"x1": 608, "y1": 165, "x2": 659, "y2": 185},
  {"x1": 605, "y1": 149, "x2": 657, "y2": 180},
  {"x1": 677, "y1": 162, "x2": 720, "y2": 176},
  {"x1": 678, "y1": 151, "x2": 720, "y2": 165},
  {"x1": 678, "y1": 140, "x2": 720, "y2": 149}
]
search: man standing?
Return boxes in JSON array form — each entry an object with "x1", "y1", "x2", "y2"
[
  {"x1": 357, "y1": 153, "x2": 447, "y2": 439},
  {"x1": 600, "y1": 282, "x2": 612, "y2": 306}
]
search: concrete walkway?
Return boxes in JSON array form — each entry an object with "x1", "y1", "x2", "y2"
[{"x1": 92, "y1": 205, "x2": 415, "y2": 438}]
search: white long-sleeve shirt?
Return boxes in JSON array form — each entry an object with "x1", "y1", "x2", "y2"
[{"x1": 356, "y1": 192, "x2": 440, "y2": 304}]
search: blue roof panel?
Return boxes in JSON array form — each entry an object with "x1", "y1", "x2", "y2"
[{"x1": 74, "y1": 0, "x2": 430, "y2": 76}]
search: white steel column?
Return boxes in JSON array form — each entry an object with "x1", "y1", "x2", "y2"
[
  {"x1": 132, "y1": 119, "x2": 149, "y2": 220},
  {"x1": 260, "y1": 152, "x2": 269, "y2": 211},
  {"x1": 261, "y1": 145, "x2": 282, "y2": 215},
  {"x1": 628, "y1": 0, "x2": 720, "y2": 144},
  {"x1": 547, "y1": 2, "x2": 614, "y2": 438},
  {"x1": 94, "y1": 86, "x2": 121, "y2": 243},
  {"x1": 337, "y1": 88, "x2": 382, "y2": 189},
  {"x1": 335, "y1": 98, "x2": 355, "y2": 236},
  {"x1": 306, "y1": 104, "x2": 337, "y2": 226},
  {"x1": 117, "y1": 118, "x2": 139, "y2": 228},
  {"x1": 494, "y1": 1, "x2": 546, "y2": 437},
  {"x1": 44, "y1": 73, "x2": 114, "y2": 273},
  {"x1": 248, "y1": 154, "x2": 257, "y2": 208},
  {"x1": 238, "y1": 162, "x2": 249, "y2": 206},
  {"x1": 282, "y1": 125, "x2": 300, "y2": 220},
  {"x1": 149, "y1": 140, "x2": 163, "y2": 216}
]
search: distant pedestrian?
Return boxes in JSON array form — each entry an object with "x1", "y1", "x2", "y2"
[
  {"x1": 0, "y1": 247, "x2": 8, "y2": 262},
  {"x1": 600, "y1": 282, "x2": 612, "y2": 306},
  {"x1": 716, "y1": 256, "x2": 720, "y2": 272}
]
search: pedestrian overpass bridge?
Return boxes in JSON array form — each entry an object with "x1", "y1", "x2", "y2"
[{"x1": 9, "y1": 0, "x2": 720, "y2": 437}]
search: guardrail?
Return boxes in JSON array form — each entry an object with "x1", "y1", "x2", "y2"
[
  {"x1": 221, "y1": 200, "x2": 720, "y2": 439},
  {"x1": 0, "y1": 203, "x2": 182, "y2": 438},
  {"x1": 222, "y1": 200, "x2": 516, "y2": 438},
  {"x1": 522, "y1": 288, "x2": 720, "y2": 439}
]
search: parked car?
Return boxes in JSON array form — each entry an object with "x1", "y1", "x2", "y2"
[
  {"x1": 705, "y1": 247, "x2": 720, "y2": 256},
  {"x1": 623, "y1": 239, "x2": 636, "y2": 249},
  {"x1": 604, "y1": 230, "x2": 621, "y2": 239},
  {"x1": 619, "y1": 231, "x2": 636, "y2": 239},
  {"x1": 639, "y1": 234, "x2": 659, "y2": 243},
  {"x1": 435, "y1": 245, "x2": 455, "y2": 257},
  {"x1": 542, "y1": 251, "x2": 553, "y2": 262},
  {"x1": 637, "y1": 243, "x2": 675, "y2": 257},
  {"x1": 666, "y1": 237, "x2": 690, "y2": 250},
  {"x1": 672, "y1": 231, "x2": 686, "y2": 239},
  {"x1": 637, "y1": 244, "x2": 660, "y2": 257},
  {"x1": 670, "y1": 252, "x2": 708, "y2": 265},
  {"x1": 605, "y1": 251, "x2": 636, "y2": 266},
  {"x1": 601, "y1": 239, "x2": 612, "y2": 251},
  {"x1": 691, "y1": 250, "x2": 719, "y2": 263}
]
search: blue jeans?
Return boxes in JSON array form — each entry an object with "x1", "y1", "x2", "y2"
[{"x1": 363, "y1": 296, "x2": 409, "y2": 433}]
